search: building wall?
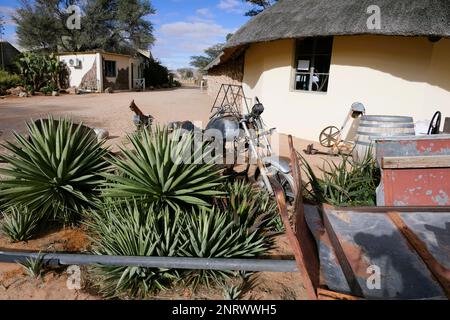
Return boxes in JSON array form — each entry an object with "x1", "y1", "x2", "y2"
[
  {"x1": 58, "y1": 53, "x2": 98, "y2": 89},
  {"x1": 206, "y1": 54, "x2": 244, "y2": 98},
  {"x1": 102, "y1": 53, "x2": 131, "y2": 91},
  {"x1": 242, "y1": 36, "x2": 450, "y2": 141}
]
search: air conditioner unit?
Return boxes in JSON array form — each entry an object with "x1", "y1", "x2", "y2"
[{"x1": 68, "y1": 59, "x2": 82, "y2": 68}]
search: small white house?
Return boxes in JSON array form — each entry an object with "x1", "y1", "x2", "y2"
[{"x1": 57, "y1": 49, "x2": 152, "y2": 92}]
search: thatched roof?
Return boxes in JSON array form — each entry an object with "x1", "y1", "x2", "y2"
[
  {"x1": 0, "y1": 41, "x2": 21, "y2": 71},
  {"x1": 225, "y1": 0, "x2": 450, "y2": 49}
]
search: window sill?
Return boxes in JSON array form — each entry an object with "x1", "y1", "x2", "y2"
[{"x1": 290, "y1": 89, "x2": 329, "y2": 95}]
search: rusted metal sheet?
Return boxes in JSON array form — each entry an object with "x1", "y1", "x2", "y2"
[
  {"x1": 271, "y1": 178, "x2": 318, "y2": 300},
  {"x1": 376, "y1": 135, "x2": 450, "y2": 206},
  {"x1": 304, "y1": 205, "x2": 351, "y2": 295},
  {"x1": 322, "y1": 206, "x2": 447, "y2": 299},
  {"x1": 383, "y1": 168, "x2": 450, "y2": 206},
  {"x1": 288, "y1": 136, "x2": 320, "y2": 290},
  {"x1": 394, "y1": 212, "x2": 450, "y2": 294},
  {"x1": 376, "y1": 135, "x2": 450, "y2": 161}
]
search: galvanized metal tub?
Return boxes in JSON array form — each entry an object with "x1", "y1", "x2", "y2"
[{"x1": 354, "y1": 115, "x2": 415, "y2": 161}]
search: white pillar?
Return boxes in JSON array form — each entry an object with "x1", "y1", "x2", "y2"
[{"x1": 96, "y1": 53, "x2": 103, "y2": 93}]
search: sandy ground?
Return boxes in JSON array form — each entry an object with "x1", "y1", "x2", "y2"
[
  {"x1": 0, "y1": 231, "x2": 306, "y2": 300},
  {"x1": 0, "y1": 87, "x2": 336, "y2": 300},
  {"x1": 0, "y1": 87, "x2": 337, "y2": 168}
]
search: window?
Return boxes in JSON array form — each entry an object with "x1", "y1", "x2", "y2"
[
  {"x1": 104, "y1": 60, "x2": 116, "y2": 78},
  {"x1": 293, "y1": 37, "x2": 333, "y2": 92}
]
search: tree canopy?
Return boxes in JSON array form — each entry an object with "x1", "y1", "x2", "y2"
[
  {"x1": 0, "y1": 15, "x2": 5, "y2": 38},
  {"x1": 14, "y1": 0, "x2": 155, "y2": 53},
  {"x1": 189, "y1": 34, "x2": 233, "y2": 71},
  {"x1": 190, "y1": 43, "x2": 224, "y2": 71},
  {"x1": 244, "y1": 0, "x2": 278, "y2": 16}
]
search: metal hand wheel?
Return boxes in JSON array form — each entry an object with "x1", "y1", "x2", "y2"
[{"x1": 319, "y1": 126, "x2": 341, "y2": 148}]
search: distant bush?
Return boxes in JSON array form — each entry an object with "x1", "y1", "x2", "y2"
[
  {"x1": 0, "y1": 70, "x2": 21, "y2": 95},
  {"x1": 143, "y1": 59, "x2": 169, "y2": 88}
]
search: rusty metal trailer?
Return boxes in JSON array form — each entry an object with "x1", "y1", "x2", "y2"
[
  {"x1": 376, "y1": 135, "x2": 450, "y2": 207},
  {"x1": 270, "y1": 136, "x2": 450, "y2": 300}
]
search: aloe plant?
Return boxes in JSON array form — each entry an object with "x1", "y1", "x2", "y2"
[
  {"x1": 103, "y1": 126, "x2": 224, "y2": 211},
  {"x1": 0, "y1": 117, "x2": 109, "y2": 224}
]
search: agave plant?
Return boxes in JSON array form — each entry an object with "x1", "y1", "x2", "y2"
[
  {"x1": 222, "y1": 180, "x2": 282, "y2": 234},
  {"x1": 0, "y1": 117, "x2": 109, "y2": 224},
  {"x1": 180, "y1": 207, "x2": 269, "y2": 287},
  {"x1": 103, "y1": 126, "x2": 224, "y2": 211},
  {"x1": 301, "y1": 150, "x2": 380, "y2": 206},
  {"x1": 1, "y1": 206, "x2": 42, "y2": 242},
  {"x1": 86, "y1": 201, "x2": 184, "y2": 298},
  {"x1": 18, "y1": 253, "x2": 46, "y2": 278}
]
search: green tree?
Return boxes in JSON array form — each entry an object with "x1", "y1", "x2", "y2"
[
  {"x1": 244, "y1": 0, "x2": 278, "y2": 16},
  {"x1": 13, "y1": 0, "x2": 155, "y2": 53},
  {"x1": 190, "y1": 43, "x2": 225, "y2": 71},
  {"x1": 143, "y1": 59, "x2": 169, "y2": 87},
  {"x1": 177, "y1": 68, "x2": 194, "y2": 79},
  {"x1": 0, "y1": 15, "x2": 5, "y2": 37}
]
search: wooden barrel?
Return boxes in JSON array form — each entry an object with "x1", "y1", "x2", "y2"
[{"x1": 353, "y1": 115, "x2": 415, "y2": 161}]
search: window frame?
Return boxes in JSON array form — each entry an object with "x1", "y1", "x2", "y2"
[
  {"x1": 104, "y1": 60, "x2": 117, "y2": 78},
  {"x1": 292, "y1": 37, "x2": 333, "y2": 93}
]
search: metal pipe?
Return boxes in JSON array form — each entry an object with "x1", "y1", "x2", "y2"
[{"x1": 0, "y1": 251, "x2": 298, "y2": 273}]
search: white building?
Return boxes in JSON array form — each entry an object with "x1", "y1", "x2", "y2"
[{"x1": 57, "y1": 49, "x2": 152, "y2": 92}]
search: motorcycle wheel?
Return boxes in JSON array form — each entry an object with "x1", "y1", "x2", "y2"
[{"x1": 255, "y1": 167, "x2": 295, "y2": 204}]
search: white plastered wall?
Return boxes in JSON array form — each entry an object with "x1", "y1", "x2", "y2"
[{"x1": 242, "y1": 36, "x2": 450, "y2": 141}]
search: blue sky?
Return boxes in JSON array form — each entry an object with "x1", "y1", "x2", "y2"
[{"x1": 0, "y1": 0, "x2": 252, "y2": 70}]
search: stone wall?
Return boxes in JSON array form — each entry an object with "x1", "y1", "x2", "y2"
[{"x1": 206, "y1": 53, "x2": 244, "y2": 98}]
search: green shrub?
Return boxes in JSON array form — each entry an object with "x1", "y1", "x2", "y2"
[
  {"x1": 39, "y1": 85, "x2": 58, "y2": 95},
  {"x1": 86, "y1": 201, "x2": 184, "y2": 298},
  {"x1": 302, "y1": 151, "x2": 380, "y2": 206},
  {"x1": 17, "y1": 52, "x2": 66, "y2": 92},
  {"x1": 0, "y1": 70, "x2": 21, "y2": 95},
  {"x1": 1, "y1": 206, "x2": 42, "y2": 242},
  {"x1": 103, "y1": 127, "x2": 224, "y2": 211},
  {"x1": 143, "y1": 59, "x2": 169, "y2": 88},
  {"x1": 0, "y1": 117, "x2": 109, "y2": 224}
]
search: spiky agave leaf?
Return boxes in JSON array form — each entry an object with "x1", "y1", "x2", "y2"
[
  {"x1": 0, "y1": 116, "x2": 109, "y2": 224},
  {"x1": 103, "y1": 126, "x2": 224, "y2": 211},
  {"x1": 86, "y1": 201, "x2": 185, "y2": 298}
]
